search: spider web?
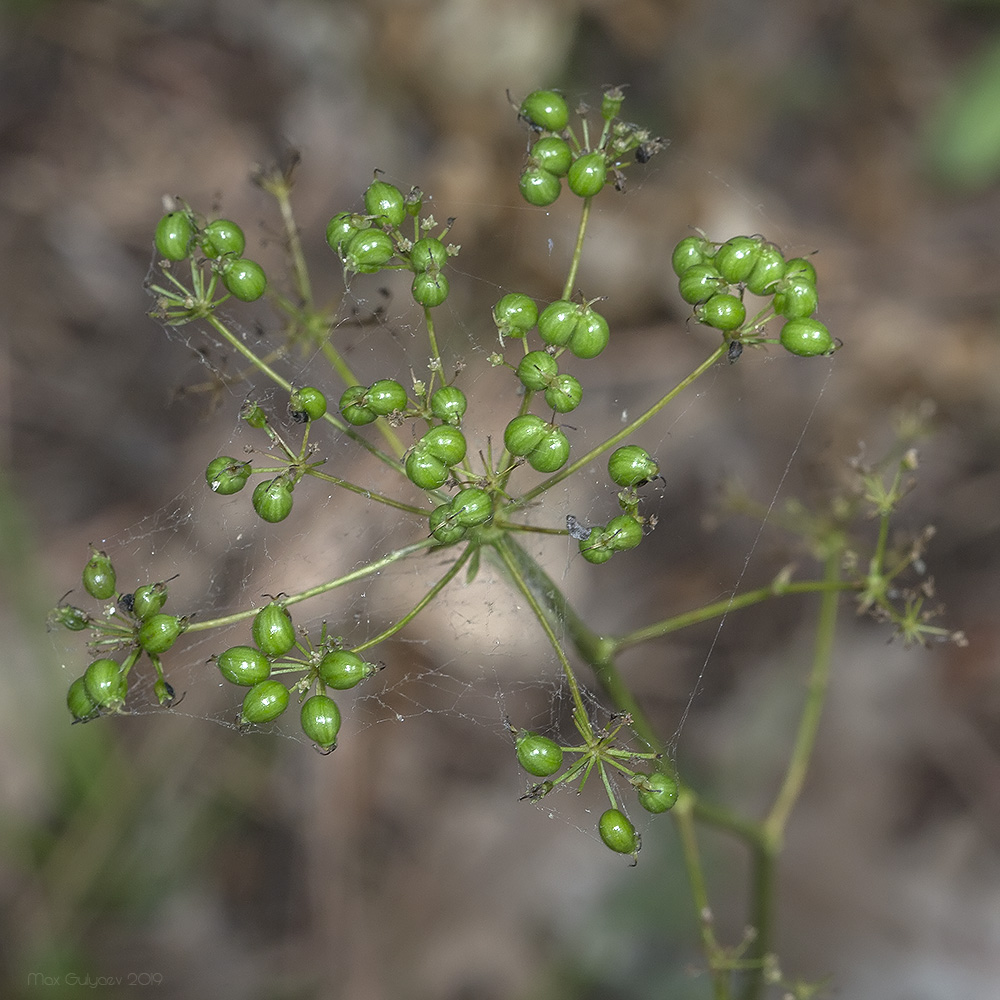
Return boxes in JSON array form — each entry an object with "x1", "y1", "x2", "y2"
[{"x1": 53, "y1": 181, "x2": 835, "y2": 837}]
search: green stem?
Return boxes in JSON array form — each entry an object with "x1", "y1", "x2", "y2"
[
  {"x1": 562, "y1": 197, "x2": 592, "y2": 300},
  {"x1": 307, "y1": 468, "x2": 429, "y2": 516}
]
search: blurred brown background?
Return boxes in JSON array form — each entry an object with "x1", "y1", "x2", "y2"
[{"x1": 3, "y1": 1, "x2": 1000, "y2": 998}]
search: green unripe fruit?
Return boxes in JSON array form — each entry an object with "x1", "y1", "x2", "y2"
[
  {"x1": 217, "y1": 645, "x2": 272, "y2": 686},
  {"x1": 774, "y1": 277, "x2": 818, "y2": 319},
  {"x1": 366, "y1": 379, "x2": 408, "y2": 416},
  {"x1": 410, "y1": 237, "x2": 448, "y2": 272},
  {"x1": 420, "y1": 425, "x2": 467, "y2": 466},
  {"x1": 318, "y1": 650, "x2": 375, "y2": 690},
  {"x1": 518, "y1": 168, "x2": 561, "y2": 207},
  {"x1": 239, "y1": 680, "x2": 289, "y2": 725},
  {"x1": 713, "y1": 236, "x2": 761, "y2": 284},
  {"x1": 241, "y1": 400, "x2": 267, "y2": 428},
  {"x1": 783, "y1": 257, "x2": 817, "y2": 284},
  {"x1": 450, "y1": 487, "x2": 492, "y2": 528},
  {"x1": 301, "y1": 694, "x2": 341, "y2": 750},
  {"x1": 608, "y1": 446, "x2": 658, "y2": 487},
  {"x1": 530, "y1": 135, "x2": 572, "y2": 176},
  {"x1": 671, "y1": 236, "x2": 712, "y2": 277},
  {"x1": 202, "y1": 219, "x2": 246, "y2": 259},
  {"x1": 406, "y1": 448, "x2": 449, "y2": 490},
  {"x1": 325, "y1": 211, "x2": 360, "y2": 253},
  {"x1": 697, "y1": 293, "x2": 746, "y2": 332},
  {"x1": 83, "y1": 549, "x2": 116, "y2": 600},
  {"x1": 544, "y1": 373, "x2": 582, "y2": 413},
  {"x1": 519, "y1": 89, "x2": 569, "y2": 131},
  {"x1": 599, "y1": 808, "x2": 639, "y2": 854},
  {"x1": 429, "y1": 503, "x2": 466, "y2": 544},
  {"x1": 605, "y1": 514, "x2": 643, "y2": 551},
  {"x1": 745, "y1": 245, "x2": 787, "y2": 295},
  {"x1": 412, "y1": 270, "x2": 449, "y2": 308},
  {"x1": 289, "y1": 386, "x2": 327, "y2": 422},
  {"x1": 343, "y1": 228, "x2": 394, "y2": 272},
  {"x1": 67, "y1": 676, "x2": 98, "y2": 721},
  {"x1": 636, "y1": 771, "x2": 679, "y2": 814},
  {"x1": 567, "y1": 152, "x2": 607, "y2": 198},
  {"x1": 515, "y1": 731, "x2": 564, "y2": 777},
  {"x1": 132, "y1": 582, "x2": 167, "y2": 620},
  {"x1": 504, "y1": 414, "x2": 548, "y2": 456},
  {"x1": 252, "y1": 602, "x2": 296, "y2": 658},
  {"x1": 527, "y1": 427, "x2": 570, "y2": 472},
  {"x1": 517, "y1": 351, "x2": 558, "y2": 391},
  {"x1": 154, "y1": 212, "x2": 195, "y2": 261},
  {"x1": 153, "y1": 678, "x2": 175, "y2": 706},
  {"x1": 252, "y1": 479, "x2": 293, "y2": 523},
  {"x1": 494, "y1": 293, "x2": 538, "y2": 336},
  {"x1": 580, "y1": 535, "x2": 614, "y2": 564},
  {"x1": 678, "y1": 264, "x2": 727, "y2": 305},
  {"x1": 138, "y1": 613, "x2": 183, "y2": 655},
  {"x1": 430, "y1": 386, "x2": 467, "y2": 425},
  {"x1": 537, "y1": 300, "x2": 579, "y2": 347},
  {"x1": 84, "y1": 658, "x2": 127, "y2": 710},
  {"x1": 222, "y1": 258, "x2": 267, "y2": 301},
  {"x1": 779, "y1": 318, "x2": 834, "y2": 357},
  {"x1": 363, "y1": 179, "x2": 406, "y2": 227},
  {"x1": 568, "y1": 308, "x2": 610, "y2": 359},
  {"x1": 52, "y1": 604, "x2": 90, "y2": 631},
  {"x1": 206, "y1": 456, "x2": 251, "y2": 495},
  {"x1": 339, "y1": 385, "x2": 377, "y2": 425}
]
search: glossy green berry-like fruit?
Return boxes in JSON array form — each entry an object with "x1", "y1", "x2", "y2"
[
  {"x1": 504, "y1": 414, "x2": 548, "y2": 456},
  {"x1": 364, "y1": 179, "x2": 406, "y2": 228},
  {"x1": 223, "y1": 258, "x2": 267, "y2": 301},
  {"x1": 518, "y1": 168, "x2": 561, "y2": 207},
  {"x1": 605, "y1": 514, "x2": 642, "y2": 551},
  {"x1": 206, "y1": 456, "x2": 251, "y2": 495},
  {"x1": 318, "y1": 650, "x2": 375, "y2": 690},
  {"x1": 420, "y1": 425, "x2": 467, "y2": 466},
  {"x1": 773, "y1": 277, "x2": 818, "y2": 319},
  {"x1": 51, "y1": 604, "x2": 90, "y2": 631},
  {"x1": 517, "y1": 350, "x2": 558, "y2": 391},
  {"x1": 697, "y1": 293, "x2": 746, "y2": 332},
  {"x1": 412, "y1": 270, "x2": 449, "y2": 308},
  {"x1": 537, "y1": 300, "x2": 579, "y2": 347},
  {"x1": 252, "y1": 602, "x2": 296, "y2": 658},
  {"x1": 544, "y1": 373, "x2": 582, "y2": 413},
  {"x1": 713, "y1": 236, "x2": 761, "y2": 284},
  {"x1": 138, "y1": 613, "x2": 183, "y2": 655},
  {"x1": 530, "y1": 135, "x2": 572, "y2": 176},
  {"x1": 241, "y1": 400, "x2": 267, "y2": 428},
  {"x1": 527, "y1": 427, "x2": 570, "y2": 473},
  {"x1": 429, "y1": 503, "x2": 466, "y2": 545},
  {"x1": 430, "y1": 386, "x2": 467, "y2": 425},
  {"x1": 132, "y1": 582, "x2": 167, "y2": 620},
  {"x1": 599, "y1": 808, "x2": 639, "y2": 854},
  {"x1": 155, "y1": 211, "x2": 195, "y2": 261},
  {"x1": 67, "y1": 675, "x2": 98, "y2": 722},
  {"x1": 217, "y1": 645, "x2": 272, "y2": 686},
  {"x1": 636, "y1": 771, "x2": 679, "y2": 814},
  {"x1": 83, "y1": 549, "x2": 116, "y2": 600},
  {"x1": 678, "y1": 264, "x2": 727, "y2": 305},
  {"x1": 406, "y1": 448, "x2": 449, "y2": 490},
  {"x1": 252, "y1": 478, "x2": 293, "y2": 523},
  {"x1": 779, "y1": 318, "x2": 834, "y2": 357},
  {"x1": 608, "y1": 445, "x2": 658, "y2": 487},
  {"x1": 745, "y1": 245, "x2": 786, "y2": 296},
  {"x1": 326, "y1": 211, "x2": 369, "y2": 253},
  {"x1": 410, "y1": 237, "x2": 448, "y2": 273},
  {"x1": 202, "y1": 219, "x2": 246, "y2": 259},
  {"x1": 289, "y1": 386, "x2": 327, "y2": 422},
  {"x1": 520, "y1": 89, "x2": 569, "y2": 131},
  {"x1": 568, "y1": 308, "x2": 610, "y2": 359},
  {"x1": 366, "y1": 379, "x2": 408, "y2": 416},
  {"x1": 343, "y1": 228, "x2": 395, "y2": 272},
  {"x1": 239, "y1": 680, "x2": 289, "y2": 725},
  {"x1": 671, "y1": 235, "x2": 712, "y2": 277},
  {"x1": 339, "y1": 384, "x2": 377, "y2": 425},
  {"x1": 494, "y1": 293, "x2": 538, "y2": 336},
  {"x1": 515, "y1": 731, "x2": 564, "y2": 777},
  {"x1": 580, "y1": 533, "x2": 614, "y2": 564},
  {"x1": 567, "y1": 152, "x2": 607, "y2": 198},
  {"x1": 783, "y1": 257, "x2": 817, "y2": 285},
  {"x1": 450, "y1": 487, "x2": 492, "y2": 528},
  {"x1": 84, "y1": 658, "x2": 127, "y2": 710},
  {"x1": 301, "y1": 694, "x2": 341, "y2": 751}
]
